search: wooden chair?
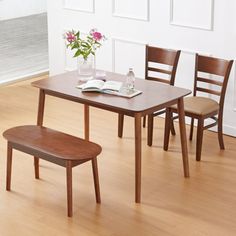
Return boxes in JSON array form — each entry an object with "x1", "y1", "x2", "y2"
[
  {"x1": 3, "y1": 125, "x2": 102, "y2": 217},
  {"x1": 164, "y1": 54, "x2": 233, "y2": 161},
  {"x1": 118, "y1": 45, "x2": 181, "y2": 142}
]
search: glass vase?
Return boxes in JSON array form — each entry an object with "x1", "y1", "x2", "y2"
[{"x1": 77, "y1": 55, "x2": 95, "y2": 81}]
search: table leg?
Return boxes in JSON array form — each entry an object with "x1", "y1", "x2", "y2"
[
  {"x1": 147, "y1": 114, "x2": 153, "y2": 146},
  {"x1": 134, "y1": 113, "x2": 142, "y2": 203},
  {"x1": 84, "y1": 105, "x2": 90, "y2": 141},
  {"x1": 118, "y1": 113, "x2": 124, "y2": 138},
  {"x1": 35, "y1": 89, "x2": 46, "y2": 179},
  {"x1": 37, "y1": 89, "x2": 45, "y2": 126},
  {"x1": 163, "y1": 108, "x2": 171, "y2": 151},
  {"x1": 177, "y1": 98, "x2": 190, "y2": 178}
]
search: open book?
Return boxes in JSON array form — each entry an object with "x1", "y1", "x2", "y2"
[
  {"x1": 78, "y1": 79, "x2": 122, "y2": 92},
  {"x1": 77, "y1": 79, "x2": 142, "y2": 98}
]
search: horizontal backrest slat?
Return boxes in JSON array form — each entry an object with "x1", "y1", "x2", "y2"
[
  {"x1": 146, "y1": 77, "x2": 170, "y2": 84},
  {"x1": 196, "y1": 87, "x2": 221, "y2": 96},
  {"x1": 148, "y1": 67, "x2": 172, "y2": 75},
  {"x1": 197, "y1": 77, "x2": 223, "y2": 86}
]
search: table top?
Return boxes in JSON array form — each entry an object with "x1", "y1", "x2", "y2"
[{"x1": 32, "y1": 71, "x2": 191, "y2": 115}]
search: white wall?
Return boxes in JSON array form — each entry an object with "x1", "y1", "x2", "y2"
[
  {"x1": 0, "y1": 0, "x2": 47, "y2": 20},
  {"x1": 47, "y1": 0, "x2": 236, "y2": 137}
]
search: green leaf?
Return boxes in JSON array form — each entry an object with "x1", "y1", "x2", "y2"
[
  {"x1": 74, "y1": 50, "x2": 81, "y2": 57},
  {"x1": 75, "y1": 31, "x2": 80, "y2": 37}
]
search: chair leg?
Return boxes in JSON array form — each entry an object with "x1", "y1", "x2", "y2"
[
  {"x1": 6, "y1": 143, "x2": 13, "y2": 191},
  {"x1": 196, "y1": 119, "x2": 204, "y2": 161},
  {"x1": 218, "y1": 115, "x2": 225, "y2": 150},
  {"x1": 147, "y1": 114, "x2": 154, "y2": 146},
  {"x1": 143, "y1": 115, "x2": 146, "y2": 128},
  {"x1": 118, "y1": 113, "x2": 124, "y2": 138},
  {"x1": 66, "y1": 161, "x2": 73, "y2": 217},
  {"x1": 92, "y1": 157, "x2": 101, "y2": 203},
  {"x1": 163, "y1": 108, "x2": 171, "y2": 151},
  {"x1": 170, "y1": 112, "x2": 176, "y2": 136},
  {"x1": 34, "y1": 157, "x2": 39, "y2": 179},
  {"x1": 189, "y1": 118, "x2": 194, "y2": 141}
]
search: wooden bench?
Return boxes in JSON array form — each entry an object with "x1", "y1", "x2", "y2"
[{"x1": 3, "y1": 125, "x2": 102, "y2": 217}]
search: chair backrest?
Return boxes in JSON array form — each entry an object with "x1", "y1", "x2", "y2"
[
  {"x1": 145, "y1": 45, "x2": 181, "y2": 85},
  {"x1": 194, "y1": 54, "x2": 233, "y2": 111}
]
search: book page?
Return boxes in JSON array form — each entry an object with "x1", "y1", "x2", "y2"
[
  {"x1": 82, "y1": 79, "x2": 105, "y2": 90},
  {"x1": 101, "y1": 81, "x2": 122, "y2": 91}
]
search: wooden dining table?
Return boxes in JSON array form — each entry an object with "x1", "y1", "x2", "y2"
[{"x1": 32, "y1": 70, "x2": 191, "y2": 203}]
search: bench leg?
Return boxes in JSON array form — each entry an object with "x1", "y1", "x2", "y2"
[
  {"x1": 34, "y1": 157, "x2": 40, "y2": 179},
  {"x1": 6, "y1": 143, "x2": 13, "y2": 191},
  {"x1": 92, "y1": 158, "x2": 101, "y2": 203},
  {"x1": 66, "y1": 161, "x2": 73, "y2": 217}
]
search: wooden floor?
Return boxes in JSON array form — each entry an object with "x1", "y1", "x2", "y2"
[
  {"x1": 0, "y1": 77, "x2": 236, "y2": 235},
  {"x1": 0, "y1": 14, "x2": 48, "y2": 85}
]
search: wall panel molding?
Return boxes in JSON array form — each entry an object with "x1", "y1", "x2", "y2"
[
  {"x1": 112, "y1": 38, "x2": 146, "y2": 78},
  {"x1": 170, "y1": 0, "x2": 214, "y2": 31},
  {"x1": 64, "y1": 0, "x2": 95, "y2": 13},
  {"x1": 112, "y1": 0, "x2": 150, "y2": 21}
]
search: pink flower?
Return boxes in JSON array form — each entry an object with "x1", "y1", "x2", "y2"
[
  {"x1": 66, "y1": 32, "x2": 76, "y2": 43},
  {"x1": 92, "y1": 31, "x2": 103, "y2": 41},
  {"x1": 65, "y1": 28, "x2": 106, "y2": 59}
]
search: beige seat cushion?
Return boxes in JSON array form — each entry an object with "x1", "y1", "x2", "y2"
[{"x1": 172, "y1": 96, "x2": 219, "y2": 115}]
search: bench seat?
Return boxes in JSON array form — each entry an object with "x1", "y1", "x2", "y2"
[{"x1": 3, "y1": 125, "x2": 102, "y2": 217}]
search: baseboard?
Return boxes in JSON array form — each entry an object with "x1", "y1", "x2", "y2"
[
  {"x1": 199, "y1": 120, "x2": 236, "y2": 138},
  {"x1": 0, "y1": 69, "x2": 49, "y2": 87},
  {"x1": 222, "y1": 125, "x2": 236, "y2": 137}
]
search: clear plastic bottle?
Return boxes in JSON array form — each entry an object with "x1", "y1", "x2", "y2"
[{"x1": 126, "y1": 68, "x2": 135, "y2": 91}]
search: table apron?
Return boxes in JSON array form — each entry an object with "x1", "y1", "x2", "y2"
[{"x1": 44, "y1": 90, "x2": 180, "y2": 117}]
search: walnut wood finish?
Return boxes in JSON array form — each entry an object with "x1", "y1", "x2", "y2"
[
  {"x1": 145, "y1": 45, "x2": 181, "y2": 85},
  {"x1": 177, "y1": 98, "x2": 189, "y2": 177},
  {"x1": 66, "y1": 161, "x2": 73, "y2": 217},
  {"x1": 6, "y1": 143, "x2": 12, "y2": 191},
  {"x1": 134, "y1": 113, "x2": 142, "y2": 202},
  {"x1": 3, "y1": 125, "x2": 102, "y2": 217},
  {"x1": 117, "y1": 45, "x2": 181, "y2": 145},
  {"x1": 92, "y1": 158, "x2": 101, "y2": 203},
  {"x1": 2, "y1": 80, "x2": 236, "y2": 235},
  {"x1": 146, "y1": 46, "x2": 180, "y2": 145},
  {"x1": 84, "y1": 104, "x2": 90, "y2": 141},
  {"x1": 32, "y1": 70, "x2": 191, "y2": 202},
  {"x1": 34, "y1": 89, "x2": 45, "y2": 179},
  {"x1": 166, "y1": 54, "x2": 233, "y2": 161}
]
